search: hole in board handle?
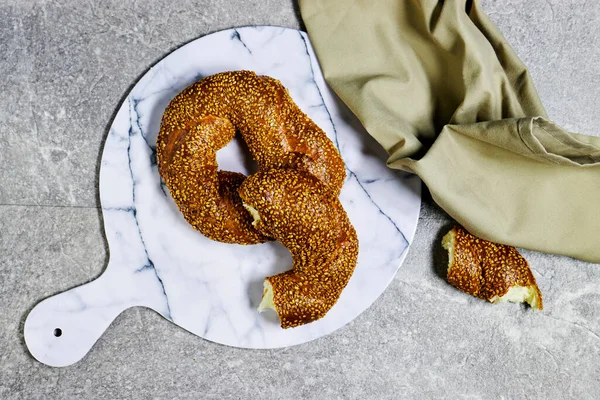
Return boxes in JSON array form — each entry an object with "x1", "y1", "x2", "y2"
[{"x1": 53, "y1": 328, "x2": 62, "y2": 337}]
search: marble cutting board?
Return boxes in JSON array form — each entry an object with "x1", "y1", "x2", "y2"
[{"x1": 24, "y1": 27, "x2": 422, "y2": 367}]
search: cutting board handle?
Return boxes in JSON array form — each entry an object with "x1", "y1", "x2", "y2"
[{"x1": 24, "y1": 271, "x2": 134, "y2": 367}]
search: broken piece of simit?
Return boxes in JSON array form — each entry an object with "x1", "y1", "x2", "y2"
[
  {"x1": 238, "y1": 168, "x2": 359, "y2": 329},
  {"x1": 442, "y1": 226, "x2": 543, "y2": 310}
]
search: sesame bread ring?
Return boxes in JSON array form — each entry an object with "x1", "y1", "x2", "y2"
[
  {"x1": 238, "y1": 169, "x2": 359, "y2": 328},
  {"x1": 157, "y1": 71, "x2": 346, "y2": 244}
]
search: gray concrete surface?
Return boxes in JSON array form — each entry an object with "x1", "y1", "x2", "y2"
[{"x1": 1, "y1": 0, "x2": 599, "y2": 398}]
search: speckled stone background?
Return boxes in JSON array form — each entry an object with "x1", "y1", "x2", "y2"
[{"x1": 1, "y1": 1, "x2": 599, "y2": 399}]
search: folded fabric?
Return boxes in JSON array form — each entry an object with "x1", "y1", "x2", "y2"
[{"x1": 300, "y1": 0, "x2": 600, "y2": 262}]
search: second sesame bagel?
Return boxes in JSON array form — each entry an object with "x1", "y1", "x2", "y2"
[
  {"x1": 157, "y1": 71, "x2": 346, "y2": 244},
  {"x1": 238, "y1": 169, "x2": 359, "y2": 328}
]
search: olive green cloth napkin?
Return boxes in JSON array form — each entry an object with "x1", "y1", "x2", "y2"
[{"x1": 299, "y1": 0, "x2": 600, "y2": 262}]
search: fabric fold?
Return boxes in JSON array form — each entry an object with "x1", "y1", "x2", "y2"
[{"x1": 300, "y1": 0, "x2": 600, "y2": 262}]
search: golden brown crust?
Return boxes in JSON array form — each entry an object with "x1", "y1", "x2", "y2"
[
  {"x1": 238, "y1": 169, "x2": 358, "y2": 328},
  {"x1": 159, "y1": 116, "x2": 268, "y2": 243},
  {"x1": 444, "y1": 226, "x2": 543, "y2": 309},
  {"x1": 156, "y1": 71, "x2": 346, "y2": 244}
]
